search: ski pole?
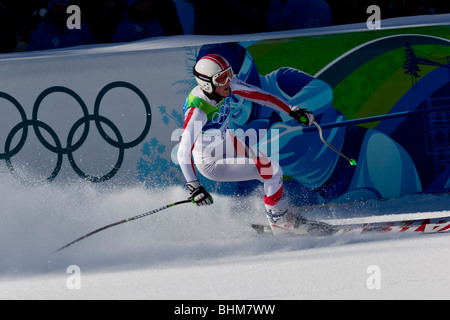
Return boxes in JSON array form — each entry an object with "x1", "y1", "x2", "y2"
[
  {"x1": 313, "y1": 121, "x2": 357, "y2": 166},
  {"x1": 303, "y1": 104, "x2": 450, "y2": 132},
  {"x1": 54, "y1": 198, "x2": 192, "y2": 253}
]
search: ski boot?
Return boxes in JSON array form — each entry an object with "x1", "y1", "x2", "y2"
[{"x1": 266, "y1": 207, "x2": 335, "y2": 236}]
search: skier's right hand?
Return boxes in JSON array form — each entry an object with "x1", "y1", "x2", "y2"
[
  {"x1": 289, "y1": 106, "x2": 314, "y2": 126},
  {"x1": 187, "y1": 181, "x2": 213, "y2": 206}
]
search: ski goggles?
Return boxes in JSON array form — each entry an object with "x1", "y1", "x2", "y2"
[{"x1": 212, "y1": 67, "x2": 234, "y2": 86}]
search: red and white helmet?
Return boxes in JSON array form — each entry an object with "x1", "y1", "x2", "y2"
[{"x1": 193, "y1": 54, "x2": 234, "y2": 93}]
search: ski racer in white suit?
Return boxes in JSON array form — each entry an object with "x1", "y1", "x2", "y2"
[{"x1": 177, "y1": 54, "x2": 314, "y2": 234}]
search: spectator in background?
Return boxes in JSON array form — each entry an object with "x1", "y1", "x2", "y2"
[
  {"x1": 266, "y1": 0, "x2": 332, "y2": 31},
  {"x1": 89, "y1": 0, "x2": 124, "y2": 43},
  {"x1": 153, "y1": 0, "x2": 183, "y2": 36},
  {"x1": 325, "y1": 0, "x2": 365, "y2": 25},
  {"x1": 28, "y1": 0, "x2": 95, "y2": 51},
  {"x1": 113, "y1": 0, "x2": 164, "y2": 43},
  {"x1": 192, "y1": 0, "x2": 269, "y2": 35},
  {"x1": 326, "y1": 0, "x2": 447, "y2": 26},
  {"x1": 0, "y1": 0, "x2": 19, "y2": 53}
]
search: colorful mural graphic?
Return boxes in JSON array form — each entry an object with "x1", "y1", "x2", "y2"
[{"x1": 137, "y1": 25, "x2": 449, "y2": 206}]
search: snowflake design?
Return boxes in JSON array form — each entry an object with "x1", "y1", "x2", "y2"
[
  {"x1": 136, "y1": 47, "x2": 200, "y2": 188},
  {"x1": 137, "y1": 138, "x2": 183, "y2": 188}
]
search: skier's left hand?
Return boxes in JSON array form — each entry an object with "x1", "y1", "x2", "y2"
[
  {"x1": 289, "y1": 106, "x2": 314, "y2": 126},
  {"x1": 187, "y1": 180, "x2": 213, "y2": 206}
]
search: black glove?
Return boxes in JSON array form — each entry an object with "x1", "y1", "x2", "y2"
[
  {"x1": 187, "y1": 181, "x2": 213, "y2": 206},
  {"x1": 289, "y1": 106, "x2": 314, "y2": 126}
]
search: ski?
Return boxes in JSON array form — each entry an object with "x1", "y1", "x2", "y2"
[
  {"x1": 333, "y1": 216, "x2": 450, "y2": 236},
  {"x1": 251, "y1": 215, "x2": 450, "y2": 236}
]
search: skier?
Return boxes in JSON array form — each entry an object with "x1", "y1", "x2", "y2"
[{"x1": 177, "y1": 53, "x2": 315, "y2": 234}]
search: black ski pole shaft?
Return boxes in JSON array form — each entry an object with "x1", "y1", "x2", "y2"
[
  {"x1": 303, "y1": 105, "x2": 450, "y2": 132},
  {"x1": 54, "y1": 198, "x2": 192, "y2": 253},
  {"x1": 313, "y1": 121, "x2": 357, "y2": 166}
]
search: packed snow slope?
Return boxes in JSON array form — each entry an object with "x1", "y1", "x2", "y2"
[{"x1": 0, "y1": 168, "x2": 449, "y2": 300}]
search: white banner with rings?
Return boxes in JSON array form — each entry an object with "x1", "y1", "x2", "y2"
[{"x1": 0, "y1": 45, "x2": 190, "y2": 186}]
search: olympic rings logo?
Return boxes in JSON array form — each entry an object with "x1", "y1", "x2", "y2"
[
  {"x1": 0, "y1": 81, "x2": 151, "y2": 183},
  {"x1": 211, "y1": 98, "x2": 230, "y2": 125}
]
